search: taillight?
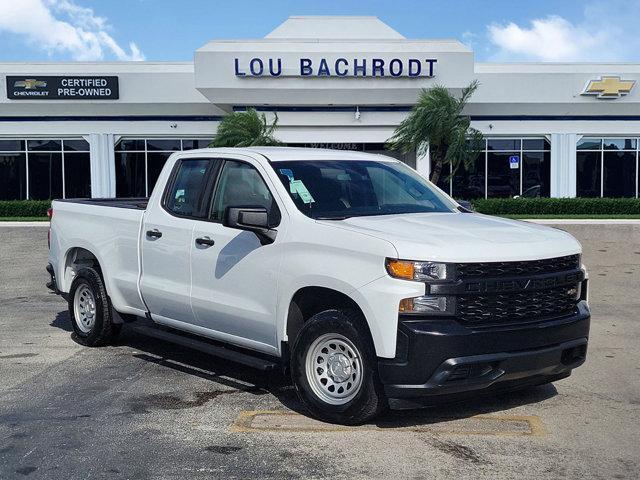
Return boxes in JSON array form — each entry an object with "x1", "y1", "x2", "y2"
[{"x1": 47, "y1": 208, "x2": 53, "y2": 219}]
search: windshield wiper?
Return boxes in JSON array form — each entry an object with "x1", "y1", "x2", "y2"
[{"x1": 315, "y1": 215, "x2": 351, "y2": 220}]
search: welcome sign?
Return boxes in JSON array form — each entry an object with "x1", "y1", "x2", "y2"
[{"x1": 234, "y1": 57, "x2": 437, "y2": 78}]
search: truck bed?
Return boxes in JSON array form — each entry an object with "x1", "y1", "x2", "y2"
[{"x1": 55, "y1": 198, "x2": 148, "y2": 210}]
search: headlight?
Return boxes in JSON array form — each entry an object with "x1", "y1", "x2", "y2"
[
  {"x1": 386, "y1": 258, "x2": 449, "y2": 281},
  {"x1": 399, "y1": 295, "x2": 455, "y2": 315}
]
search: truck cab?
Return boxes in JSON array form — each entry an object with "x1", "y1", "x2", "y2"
[{"x1": 48, "y1": 147, "x2": 590, "y2": 424}]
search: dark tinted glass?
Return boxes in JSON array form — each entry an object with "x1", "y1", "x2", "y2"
[
  {"x1": 146, "y1": 139, "x2": 181, "y2": 151},
  {"x1": 0, "y1": 140, "x2": 25, "y2": 151},
  {"x1": 452, "y1": 156, "x2": 485, "y2": 199},
  {"x1": 147, "y1": 152, "x2": 173, "y2": 195},
  {"x1": 487, "y1": 139, "x2": 520, "y2": 151},
  {"x1": 211, "y1": 161, "x2": 280, "y2": 224},
  {"x1": 576, "y1": 152, "x2": 601, "y2": 197},
  {"x1": 430, "y1": 160, "x2": 451, "y2": 194},
  {"x1": 116, "y1": 139, "x2": 146, "y2": 151},
  {"x1": 522, "y1": 152, "x2": 551, "y2": 197},
  {"x1": 28, "y1": 152, "x2": 63, "y2": 199},
  {"x1": 165, "y1": 159, "x2": 211, "y2": 217},
  {"x1": 64, "y1": 152, "x2": 91, "y2": 198},
  {"x1": 522, "y1": 139, "x2": 550, "y2": 151},
  {"x1": 487, "y1": 152, "x2": 519, "y2": 197},
  {"x1": 27, "y1": 139, "x2": 62, "y2": 151},
  {"x1": 63, "y1": 139, "x2": 90, "y2": 151},
  {"x1": 115, "y1": 152, "x2": 145, "y2": 197},
  {"x1": 603, "y1": 138, "x2": 636, "y2": 151},
  {"x1": 182, "y1": 139, "x2": 213, "y2": 150},
  {"x1": 577, "y1": 138, "x2": 601, "y2": 150},
  {"x1": 273, "y1": 160, "x2": 454, "y2": 219},
  {"x1": 0, "y1": 153, "x2": 27, "y2": 200},
  {"x1": 603, "y1": 151, "x2": 636, "y2": 197}
]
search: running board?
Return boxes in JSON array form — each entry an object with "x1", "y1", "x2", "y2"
[{"x1": 132, "y1": 325, "x2": 280, "y2": 371}]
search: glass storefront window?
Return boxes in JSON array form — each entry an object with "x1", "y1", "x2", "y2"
[
  {"x1": 452, "y1": 157, "x2": 485, "y2": 199},
  {"x1": 28, "y1": 152, "x2": 63, "y2": 200},
  {"x1": 576, "y1": 138, "x2": 638, "y2": 198},
  {"x1": 603, "y1": 151, "x2": 636, "y2": 197},
  {"x1": 433, "y1": 138, "x2": 550, "y2": 199},
  {"x1": 147, "y1": 152, "x2": 173, "y2": 193},
  {"x1": 487, "y1": 152, "x2": 520, "y2": 197},
  {"x1": 114, "y1": 138, "x2": 212, "y2": 197},
  {"x1": 487, "y1": 139, "x2": 520, "y2": 151},
  {"x1": 0, "y1": 153, "x2": 27, "y2": 200},
  {"x1": 576, "y1": 152, "x2": 601, "y2": 198},
  {"x1": 64, "y1": 152, "x2": 91, "y2": 198},
  {"x1": 603, "y1": 138, "x2": 636, "y2": 151},
  {"x1": 0, "y1": 138, "x2": 89, "y2": 200},
  {"x1": 522, "y1": 152, "x2": 551, "y2": 197},
  {"x1": 577, "y1": 138, "x2": 602, "y2": 150},
  {"x1": 115, "y1": 152, "x2": 146, "y2": 198}
]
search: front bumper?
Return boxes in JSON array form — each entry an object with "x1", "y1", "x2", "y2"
[{"x1": 379, "y1": 301, "x2": 590, "y2": 403}]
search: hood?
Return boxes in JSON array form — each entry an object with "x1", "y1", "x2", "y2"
[{"x1": 320, "y1": 212, "x2": 582, "y2": 263}]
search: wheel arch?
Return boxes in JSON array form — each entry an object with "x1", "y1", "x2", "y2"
[{"x1": 285, "y1": 286, "x2": 374, "y2": 351}]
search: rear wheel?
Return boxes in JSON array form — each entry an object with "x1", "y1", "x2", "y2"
[
  {"x1": 68, "y1": 267, "x2": 121, "y2": 346},
  {"x1": 291, "y1": 309, "x2": 386, "y2": 425}
]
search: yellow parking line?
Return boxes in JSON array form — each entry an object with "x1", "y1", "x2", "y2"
[{"x1": 230, "y1": 410, "x2": 548, "y2": 437}]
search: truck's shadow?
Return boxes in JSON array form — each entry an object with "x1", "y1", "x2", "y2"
[{"x1": 51, "y1": 311, "x2": 558, "y2": 428}]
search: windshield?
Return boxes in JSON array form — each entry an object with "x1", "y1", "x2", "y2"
[{"x1": 273, "y1": 160, "x2": 457, "y2": 219}]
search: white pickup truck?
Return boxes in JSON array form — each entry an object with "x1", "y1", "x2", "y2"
[{"x1": 47, "y1": 147, "x2": 590, "y2": 424}]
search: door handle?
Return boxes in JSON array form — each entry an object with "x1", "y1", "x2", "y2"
[
  {"x1": 195, "y1": 236, "x2": 215, "y2": 247},
  {"x1": 146, "y1": 229, "x2": 162, "y2": 239}
]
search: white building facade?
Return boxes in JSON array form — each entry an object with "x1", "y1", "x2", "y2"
[{"x1": 1, "y1": 16, "x2": 639, "y2": 200}]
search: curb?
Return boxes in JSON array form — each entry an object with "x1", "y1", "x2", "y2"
[{"x1": 0, "y1": 222, "x2": 50, "y2": 227}]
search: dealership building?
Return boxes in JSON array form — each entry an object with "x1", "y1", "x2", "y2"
[{"x1": 1, "y1": 16, "x2": 639, "y2": 201}]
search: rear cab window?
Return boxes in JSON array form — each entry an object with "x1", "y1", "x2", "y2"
[{"x1": 163, "y1": 159, "x2": 214, "y2": 218}]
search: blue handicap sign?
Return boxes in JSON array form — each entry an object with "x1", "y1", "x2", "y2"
[{"x1": 509, "y1": 155, "x2": 520, "y2": 169}]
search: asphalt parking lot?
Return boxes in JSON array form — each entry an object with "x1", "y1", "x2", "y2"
[{"x1": 0, "y1": 223, "x2": 639, "y2": 480}]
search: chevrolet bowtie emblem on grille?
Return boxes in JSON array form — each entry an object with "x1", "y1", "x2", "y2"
[
  {"x1": 582, "y1": 76, "x2": 635, "y2": 98},
  {"x1": 14, "y1": 79, "x2": 47, "y2": 89}
]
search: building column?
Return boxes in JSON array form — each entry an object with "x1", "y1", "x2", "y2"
[
  {"x1": 550, "y1": 133, "x2": 579, "y2": 198},
  {"x1": 86, "y1": 133, "x2": 116, "y2": 198},
  {"x1": 415, "y1": 142, "x2": 430, "y2": 179}
]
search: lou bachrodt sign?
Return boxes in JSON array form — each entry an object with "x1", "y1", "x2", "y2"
[{"x1": 6, "y1": 76, "x2": 119, "y2": 100}]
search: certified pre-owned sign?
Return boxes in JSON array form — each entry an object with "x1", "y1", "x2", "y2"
[{"x1": 6, "y1": 76, "x2": 119, "y2": 100}]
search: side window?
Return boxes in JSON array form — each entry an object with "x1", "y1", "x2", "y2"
[
  {"x1": 165, "y1": 159, "x2": 211, "y2": 217},
  {"x1": 211, "y1": 160, "x2": 280, "y2": 225}
]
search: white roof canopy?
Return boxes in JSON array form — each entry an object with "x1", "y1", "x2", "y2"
[{"x1": 265, "y1": 16, "x2": 405, "y2": 40}]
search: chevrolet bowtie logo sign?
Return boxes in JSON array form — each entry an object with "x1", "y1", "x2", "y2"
[
  {"x1": 583, "y1": 76, "x2": 635, "y2": 99},
  {"x1": 14, "y1": 79, "x2": 47, "y2": 89}
]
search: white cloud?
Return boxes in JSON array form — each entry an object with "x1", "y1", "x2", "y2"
[
  {"x1": 0, "y1": 0, "x2": 145, "y2": 61},
  {"x1": 486, "y1": 1, "x2": 640, "y2": 62}
]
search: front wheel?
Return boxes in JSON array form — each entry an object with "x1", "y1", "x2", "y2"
[{"x1": 290, "y1": 309, "x2": 386, "y2": 425}]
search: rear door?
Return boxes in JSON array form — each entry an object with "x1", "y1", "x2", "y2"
[
  {"x1": 190, "y1": 157, "x2": 285, "y2": 354},
  {"x1": 140, "y1": 157, "x2": 217, "y2": 325}
]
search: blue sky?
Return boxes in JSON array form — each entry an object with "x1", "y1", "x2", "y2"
[{"x1": 0, "y1": 0, "x2": 638, "y2": 63}]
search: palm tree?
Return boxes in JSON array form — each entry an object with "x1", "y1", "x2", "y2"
[
  {"x1": 387, "y1": 80, "x2": 484, "y2": 185},
  {"x1": 209, "y1": 108, "x2": 282, "y2": 147}
]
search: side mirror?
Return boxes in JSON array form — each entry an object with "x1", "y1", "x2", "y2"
[
  {"x1": 223, "y1": 206, "x2": 277, "y2": 245},
  {"x1": 455, "y1": 199, "x2": 475, "y2": 213}
]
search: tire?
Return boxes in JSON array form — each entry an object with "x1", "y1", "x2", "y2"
[
  {"x1": 68, "y1": 267, "x2": 121, "y2": 346},
  {"x1": 290, "y1": 309, "x2": 386, "y2": 425}
]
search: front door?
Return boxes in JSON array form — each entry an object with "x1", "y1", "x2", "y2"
[
  {"x1": 190, "y1": 158, "x2": 285, "y2": 354},
  {"x1": 140, "y1": 157, "x2": 215, "y2": 325}
]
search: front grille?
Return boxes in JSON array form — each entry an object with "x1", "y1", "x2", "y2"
[
  {"x1": 456, "y1": 254, "x2": 580, "y2": 280},
  {"x1": 457, "y1": 285, "x2": 579, "y2": 325}
]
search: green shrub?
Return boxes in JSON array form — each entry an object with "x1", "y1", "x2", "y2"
[
  {"x1": 470, "y1": 198, "x2": 640, "y2": 215},
  {"x1": 0, "y1": 200, "x2": 51, "y2": 217}
]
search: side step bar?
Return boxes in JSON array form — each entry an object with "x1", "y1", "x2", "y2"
[{"x1": 132, "y1": 325, "x2": 280, "y2": 371}]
